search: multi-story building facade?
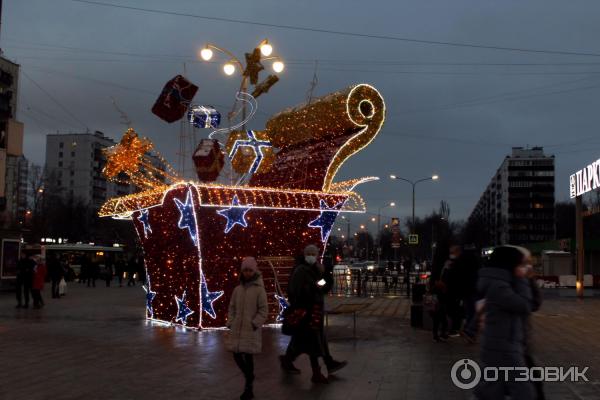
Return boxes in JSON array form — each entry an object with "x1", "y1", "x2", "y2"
[
  {"x1": 45, "y1": 131, "x2": 135, "y2": 209},
  {"x1": 468, "y1": 147, "x2": 555, "y2": 245},
  {"x1": 0, "y1": 55, "x2": 26, "y2": 226}
]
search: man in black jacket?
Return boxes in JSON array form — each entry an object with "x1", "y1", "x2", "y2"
[
  {"x1": 279, "y1": 244, "x2": 346, "y2": 384},
  {"x1": 16, "y1": 254, "x2": 35, "y2": 308}
]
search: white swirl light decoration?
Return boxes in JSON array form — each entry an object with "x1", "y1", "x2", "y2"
[{"x1": 208, "y1": 92, "x2": 258, "y2": 142}]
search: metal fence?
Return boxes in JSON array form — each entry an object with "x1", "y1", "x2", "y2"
[{"x1": 331, "y1": 271, "x2": 423, "y2": 297}]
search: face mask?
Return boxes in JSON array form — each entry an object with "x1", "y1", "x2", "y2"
[{"x1": 305, "y1": 255, "x2": 317, "y2": 265}]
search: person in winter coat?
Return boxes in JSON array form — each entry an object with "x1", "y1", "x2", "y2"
[
  {"x1": 475, "y1": 245, "x2": 535, "y2": 400},
  {"x1": 47, "y1": 253, "x2": 63, "y2": 299},
  {"x1": 16, "y1": 254, "x2": 35, "y2": 308},
  {"x1": 279, "y1": 245, "x2": 347, "y2": 384},
  {"x1": 31, "y1": 255, "x2": 47, "y2": 309},
  {"x1": 226, "y1": 257, "x2": 268, "y2": 400},
  {"x1": 430, "y1": 243, "x2": 450, "y2": 342}
]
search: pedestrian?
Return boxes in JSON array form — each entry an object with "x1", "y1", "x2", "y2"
[
  {"x1": 15, "y1": 254, "x2": 35, "y2": 308},
  {"x1": 430, "y1": 243, "x2": 450, "y2": 342},
  {"x1": 31, "y1": 255, "x2": 47, "y2": 309},
  {"x1": 47, "y1": 253, "x2": 63, "y2": 299},
  {"x1": 127, "y1": 256, "x2": 137, "y2": 287},
  {"x1": 443, "y1": 245, "x2": 464, "y2": 335},
  {"x1": 104, "y1": 255, "x2": 114, "y2": 287},
  {"x1": 522, "y1": 252, "x2": 545, "y2": 400},
  {"x1": 115, "y1": 257, "x2": 125, "y2": 287},
  {"x1": 475, "y1": 245, "x2": 535, "y2": 400},
  {"x1": 85, "y1": 256, "x2": 96, "y2": 288},
  {"x1": 79, "y1": 255, "x2": 87, "y2": 284},
  {"x1": 459, "y1": 247, "x2": 482, "y2": 343},
  {"x1": 279, "y1": 244, "x2": 347, "y2": 383},
  {"x1": 226, "y1": 257, "x2": 268, "y2": 400}
]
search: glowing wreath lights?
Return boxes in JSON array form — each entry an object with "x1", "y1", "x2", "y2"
[{"x1": 101, "y1": 84, "x2": 386, "y2": 329}]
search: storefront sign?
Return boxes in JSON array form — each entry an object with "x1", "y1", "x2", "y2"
[{"x1": 570, "y1": 158, "x2": 600, "y2": 198}]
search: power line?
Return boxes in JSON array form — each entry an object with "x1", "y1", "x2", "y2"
[
  {"x1": 21, "y1": 70, "x2": 90, "y2": 131},
  {"x1": 397, "y1": 76, "x2": 600, "y2": 115},
  {"x1": 71, "y1": 0, "x2": 600, "y2": 57}
]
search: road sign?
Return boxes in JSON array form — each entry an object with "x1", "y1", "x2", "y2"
[{"x1": 408, "y1": 234, "x2": 419, "y2": 245}]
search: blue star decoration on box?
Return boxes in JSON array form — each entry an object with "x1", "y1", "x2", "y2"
[
  {"x1": 137, "y1": 209, "x2": 152, "y2": 238},
  {"x1": 217, "y1": 195, "x2": 251, "y2": 234},
  {"x1": 174, "y1": 189, "x2": 198, "y2": 245},
  {"x1": 308, "y1": 200, "x2": 344, "y2": 242},
  {"x1": 143, "y1": 284, "x2": 156, "y2": 317},
  {"x1": 174, "y1": 290, "x2": 194, "y2": 325},
  {"x1": 200, "y1": 273, "x2": 224, "y2": 319},
  {"x1": 228, "y1": 130, "x2": 272, "y2": 174},
  {"x1": 274, "y1": 294, "x2": 289, "y2": 322}
]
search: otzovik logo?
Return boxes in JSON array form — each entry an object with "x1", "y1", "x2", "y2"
[
  {"x1": 451, "y1": 359, "x2": 482, "y2": 389},
  {"x1": 451, "y1": 359, "x2": 590, "y2": 390}
]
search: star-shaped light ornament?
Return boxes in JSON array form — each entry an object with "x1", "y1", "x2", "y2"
[
  {"x1": 201, "y1": 273, "x2": 224, "y2": 319},
  {"x1": 174, "y1": 290, "x2": 194, "y2": 325},
  {"x1": 216, "y1": 195, "x2": 251, "y2": 234},
  {"x1": 308, "y1": 200, "x2": 344, "y2": 242},
  {"x1": 137, "y1": 209, "x2": 152, "y2": 238},
  {"x1": 103, "y1": 128, "x2": 153, "y2": 179},
  {"x1": 143, "y1": 284, "x2": 157, "y2": 317},
  {"x1": 243, "y1": 48, "x2": 264, "y2": 85},
  {"x1": 174, "y1": 190, "x2": 198, "y2": 245},
  {"x1": 274, "y1": 294, "x2": 289, "y2": 322}
]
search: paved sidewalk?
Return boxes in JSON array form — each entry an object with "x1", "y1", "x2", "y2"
[{"x1": 0, "y1": 283, "x2": 599, "y2": 400}]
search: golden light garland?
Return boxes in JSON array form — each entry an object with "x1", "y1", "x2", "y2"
[
  {"x1": 103, "y1": 128, "x2": 179, "y2": 190},
  {"x1": 98, "y1": 181, "x2": 367, "y2": 218}
]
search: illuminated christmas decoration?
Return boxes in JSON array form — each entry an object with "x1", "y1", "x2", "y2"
[
  {"x1": 226, "y1": 129, "x2": 275, "y2": 175},
  {"x1": 308, "y1": 200, "x2": 344, "y2": 242},
  {"x1": 201, "y1": 273, "x2": 224, "y2": 319},
  {"x1": 192, "y1": 139, "x2": 224, "y2": 182},
  {"x1": 138, "y1": 209, "x2": 152, "y2": 238},
  {"x1": 174, "y1": 189, "x2": 199, "y2": 245},
  {"x1": 143, "y1": 283, "x2": 157, "y2": 317},
  {"x1": 216, "y1": 194, "x2": 251, "y2": 234},
  {"x1": 274, "y1": 294, "x2": 289, "y2": 322},
  {"x1": 103, "y1": 128, "x2": 179, "y2": 190},
  {"x1": 188, "y1": 105, "x2": 221, "y2": 129},
  {"x1": 175, "y1": 290, "x2": 194, "y2": 325},
  {"x1": 243, "y1": 48, "x2": 264, "y2": 85},
  {"x1": 152, "y1": 75, "x2": 198, "y2": 123},
  {"x1": 101, "y1": 83, "x2": 385, "y2": 329}
]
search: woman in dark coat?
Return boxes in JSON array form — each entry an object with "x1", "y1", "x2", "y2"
[
  {"x1": 279, "y1": 244, "x2": 346, "y2": 384},
  {"x1": 475, "y1": 246, "x2": 535, "y2": 400}
]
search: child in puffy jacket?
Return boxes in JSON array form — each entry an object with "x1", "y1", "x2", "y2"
[{"x1": 226, "y1": 257, "x2": 268, "y2": 400}]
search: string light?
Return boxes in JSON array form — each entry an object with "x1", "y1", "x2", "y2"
[{"x1": 227, "y1": 130, "x2": 274, "y2": 174}]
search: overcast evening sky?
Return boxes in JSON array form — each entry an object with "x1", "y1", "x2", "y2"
[{"x1": 2, "y1": 0, "x2": 600, "y2": 228}]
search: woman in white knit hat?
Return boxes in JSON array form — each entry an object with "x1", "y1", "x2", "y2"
[{"x1": 226, "y1": 256, "x2": 268, "y2": 400}]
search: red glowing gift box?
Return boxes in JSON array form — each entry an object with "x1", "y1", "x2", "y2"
[{"x1": 100, "y1": 84, "x2": 385, "y2": 329}]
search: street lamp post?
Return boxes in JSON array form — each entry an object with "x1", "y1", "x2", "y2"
[
  {"x1": 389, "y1": 175, "x2": 439, "y2": 231},
  {"x1": 389, "y1": 174, "x2": 439, "y2": 298},
  {"x1": 376, "y1": 202, "x2": 395, "y2": 265},
  {"x1": 199, "y1": 39, "x2": 285, "y2": 128}
]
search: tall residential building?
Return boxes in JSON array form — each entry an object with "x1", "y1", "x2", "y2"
[
  {"x1": 468, "y1": 147, "x2": 555, "y2": 245},
  {"x1": 0, "y1": 55, "x2": 26, "y2": 226},
  {"x1": 45, "y1": 131, "x2": 135, "y2": 209}
]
